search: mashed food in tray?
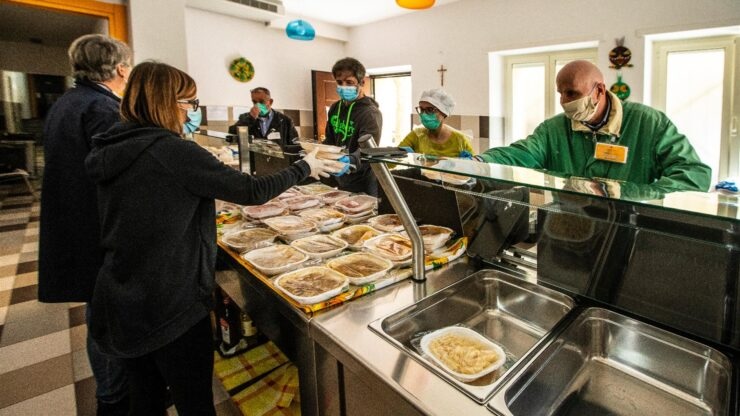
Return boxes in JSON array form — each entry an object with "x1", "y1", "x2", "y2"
[
  {"x1": 298, "y1": 208, "x2": 345, "y2": 226},
  {"x1": 263, "y1": 216, "x2": 317, "y2": 234},
  {"x1": 222, "y1": 228, "x2": 277, "y2": 252},
  {"x1": 428, "y1": 334, "x2": 501, "y2": 375},
  {"x1": 368, "y1": 214, "x2": 404, "y2": 232},
  {"x1": 329, "y1": 257, "x2": 387, "y2": 278},
  {"x1": 277, "y1": 269, "x2": 345, "y2": 297},
  {"x1": 247, "y1": 245, "x2": 306, "y2": 269}
]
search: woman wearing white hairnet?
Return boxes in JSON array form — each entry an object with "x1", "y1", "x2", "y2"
[{"x1": 399, "y1": 88, "x2": 474, "y2": 158}]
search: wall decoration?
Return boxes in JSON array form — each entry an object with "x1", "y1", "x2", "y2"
[
  {"x1": 610, "y1": 73, "x2": 631, "y2": 100},
  {"x1": 286, "y1": 19, "x2": 316, "y2": 41},
  {"x1": 609, "y1": 37, "x2": 633, "y2": 69},
  {"x1": 229, "y1": 57, "x2": 255, "y2": 83},
  {"x1": 396, "y1": 0, "x2": 435, "y2": 10}
]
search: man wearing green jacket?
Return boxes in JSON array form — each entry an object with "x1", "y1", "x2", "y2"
[{"x1": 476, "y1": 60, "x2": 710, "y2": 192}]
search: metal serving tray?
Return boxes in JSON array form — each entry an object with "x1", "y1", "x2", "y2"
[
  {"x1": 368, "y1": 269, "x2": 575, "y2": 403},
  {"x1": 488, "y1": 307, "x2": 732, "y2": 416}
]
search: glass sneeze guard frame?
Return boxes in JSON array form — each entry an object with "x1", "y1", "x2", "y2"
[{"x1": 364, "y1": 153, "x2": 740, "y2": 222}]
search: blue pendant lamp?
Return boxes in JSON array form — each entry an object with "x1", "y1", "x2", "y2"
[
  {"x1": 286, "y1": 19, "x2": 316, "y2": 41},
  {"x1": 396, "y1": 0, "x2": 435, "y2": 9}
]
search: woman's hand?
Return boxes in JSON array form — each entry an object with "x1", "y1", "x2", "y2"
[{"x1": 302, "y1": 148, "x2": 331, "y2": 179}]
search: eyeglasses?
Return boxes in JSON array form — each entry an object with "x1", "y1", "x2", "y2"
[
  {"x1": 416, "y1": 106, "x2": 439, "y2": 115},
  {"x1": 177, "y1": 98, "x2": 199, "y2": 111}
]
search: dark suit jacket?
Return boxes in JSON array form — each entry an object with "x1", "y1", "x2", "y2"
[
  {"x1": 228, "y1": 109, "x2": 299, "y2": 150},
  {"x1": 39, "y1": 79, "x2": 120, "y2": 302}
]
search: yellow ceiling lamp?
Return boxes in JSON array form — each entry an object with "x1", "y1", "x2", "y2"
[{"x1": 396, "y1": 0, "x2": 435, "y2": 10}]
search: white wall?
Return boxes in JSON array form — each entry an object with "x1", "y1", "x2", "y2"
[
  {"x1": 128, "y1": 0, "x2": 189, "y2": 69},
  {"x1": 184, "y1": 7, "x2": 345, "y2": 109},
  {"x1": 0, "y1": 40, "x2": 69, "y2": 76},
  {"x1": 347, "y1": 0, "x2": 740, "y2": 117}
]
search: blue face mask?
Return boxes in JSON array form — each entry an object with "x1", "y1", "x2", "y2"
[
  {"x1": 420, "y1": 112, "x2": 441, "y2": 130},
  {"x1": 257, "y1": 103, "x2": 269, "y2": 117},
  {"x1": 183, "y1": 108, "x2": 202, "y2": 134},
  {"x1": 336, "y1": 85, "x2": 359, "y2": 102}
]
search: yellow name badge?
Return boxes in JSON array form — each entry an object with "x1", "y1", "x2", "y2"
[{"x1": 594, "y1": 142, "x2": 628, "y2": 164}]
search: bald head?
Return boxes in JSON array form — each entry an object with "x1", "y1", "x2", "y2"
[{"x1": 556, "y1": 60, "x2": 608, "y2": 123}]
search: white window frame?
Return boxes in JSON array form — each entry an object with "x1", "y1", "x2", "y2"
[
  {"x1": 652, "y1": 36, "x2": 738, "y2": 180},
  {"x1": 503, "y1": 49, "x2": 596, "y2": 145}
]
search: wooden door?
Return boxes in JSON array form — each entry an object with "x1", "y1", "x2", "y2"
[{"x1": 311, "y1": 70, "x2": 372, "y2": 142}]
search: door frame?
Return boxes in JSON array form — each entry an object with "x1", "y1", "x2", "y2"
[{"x1": 3, "y1": 0, "x2": 128, "y2": 42}]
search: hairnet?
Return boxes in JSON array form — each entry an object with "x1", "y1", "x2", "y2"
[{"x1": 419, "y1": 88, "x2": 455, "y2": 116}]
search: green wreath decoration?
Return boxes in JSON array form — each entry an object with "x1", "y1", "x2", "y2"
[{"x1": 229, "y1": 57, "x2": 255, "y2": 83}]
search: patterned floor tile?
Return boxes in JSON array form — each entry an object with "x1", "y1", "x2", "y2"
[
  {"x1": 0, "y1": 384, "x2": 76, "y2": 416},
  {"x1": 73, "y1": 377, "x2": 96, "y2": 416},
  {"x1": 9, "y1": 283, "x2": 37, "y2": 305},
  {"x1": 0, "y1": 354, "x2": 75, "y2": 409},
  {"x1": 0, "y1": 308, "x2": 69, "y2": 347},
  {"x1": 21, "y1": 241, "x2": 37, "y2": 253},
  {"x1": 3, "y1": 299, "x2": 69, "y2": 324},
  {"x1": 70, "y1": 324, "x2": 87, "y2": 352},
  {"x1": 0, "y1": 265, "x2": 15, "y2": 278},
  {"x1": 0, "y1": 254, "x2": 20, "y2": 268},
  {"x1": 0, "y1": 329, "x2": 70, "y2": 374},
  {"x1": 15, "y1": 260, "x2": 37, "y2": 275},
  {"x1": 72, "y1": 348, "x2": 93, "y2": 382},
  {"x1": 0, "y1": 306, "x2": 7, "y2": 326},
  {"x1": 68, "y1": 304, "x2": 86, "y2": 328},
  {"x1": 0, "y1": 277, "x2": 13, "y2": 292},
  {"x1": 13, "y1": 272, "x2": 37, "y2": 289}
]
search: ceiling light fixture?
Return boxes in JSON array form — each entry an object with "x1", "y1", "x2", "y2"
[
  {"x1": 396, "y1": 0, "x2": 435, "y2": 10},
  {"x1": 286, "y1": 19, "x2": 315, "y2": 41}
]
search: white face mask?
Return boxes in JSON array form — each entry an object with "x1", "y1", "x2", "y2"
[{"x1": 562, "y1": 85, "x2": 599, "y2": 122}]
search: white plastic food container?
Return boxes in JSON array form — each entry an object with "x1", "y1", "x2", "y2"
[
  {"x1": 420, "y1": 326, "x2": 507, "y2": 382},
  {"x1": 299, "y1": 141, "x2": 344, "y2": 155},
  {"x1": 221, "y1": 228, "x2": 278, "y2": 253},
  {"x1": 331, "y1": 224, "x2": 383, "y2": 250},
  {"x1": 298, "y1": 208, "x2": 346, "y2": 228},
  {"x1": 362, "y1": 234, "x2": 413, "y2": 262},
  {"x1": 283, "y1": 195, "x2": 321, "y2": 211},
  {"x1": 326, "y1": 252, "x2": 393, "y2": 285},
  {"x1": 263, "y1": 215, "x2": 318, "y2": 235},
  {"x1": 334, "y1": 195, "x2": 378, "y2": 214},
  {"x1": 295, "y1": 182, "x2": 336, "y2": 195},
  {"x1": 289, "y1": 234, "x2": 348, "y2": 259},
  {"x1": 368, "y1": 214, "x2": 405, "y2": 232},
  {"x1": 320, "y1": 190, "x2": 351, "y2": 205},
  {"x1": 401, "y1": 225, "x2": 454, "y2": 252},
  {"x1": 241, "y1": 201, "x2": 287, "y2": 220},
  {"x1": 273, "y1": 266, "x2": 349, "y2": 305},
  {"x1": 242, "y1": 244, "x2": 308, "y2": 276}
]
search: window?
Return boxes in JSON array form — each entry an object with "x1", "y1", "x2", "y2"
[
  {"x1": 371, "y1": 73, "x2": 413, "y2": 146},
  {"x1": 504, "y1": 49, "x2": 596, "y2": 144},
  {"x1": 652, "y1": 36, "x2": 739, "y2": 183}
]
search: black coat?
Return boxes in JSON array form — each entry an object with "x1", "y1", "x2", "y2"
[
  {"x1": 228, "y1": 109, "x2": 299, "y2": 150},
  {"x1": 85, "y1": 122, "x2": 309, "y2": 357},
  {"x1": 38, "y1": 79, "x2": 120, "y2": 303}
]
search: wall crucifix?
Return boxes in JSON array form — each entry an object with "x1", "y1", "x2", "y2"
[{"x1": 437, "y1": 65, "x2": 447, "y2": 87}]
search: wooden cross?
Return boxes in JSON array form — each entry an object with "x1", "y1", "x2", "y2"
[{"x1": 437, "y1": 65, "x2": 447, "y2": 87}]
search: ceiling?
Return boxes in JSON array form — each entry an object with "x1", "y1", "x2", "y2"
[
  {"x1": 0, "y1": 0, "x2": 462, "y2": 48},
  {"x1": 0, "y1": 3, "x2": 106, "y2": 47},
  {"x1": 281, "y1": 0, "x2": 461, "y2": 27}
]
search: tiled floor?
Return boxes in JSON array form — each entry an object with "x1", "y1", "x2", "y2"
[{"x1": 0, "y1": 180, "x2": 241, "y2": 415}]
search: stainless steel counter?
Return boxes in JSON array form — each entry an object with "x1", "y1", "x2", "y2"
[{"x1": 309, "y1": 260, "x2": 500, "y2": 416}]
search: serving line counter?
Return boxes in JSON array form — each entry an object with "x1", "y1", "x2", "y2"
[{"x1": 214, "y1": 144, "x2": 739, "y2": 416}]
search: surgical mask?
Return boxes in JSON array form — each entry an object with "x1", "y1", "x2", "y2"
[
  {"x1": 562, "y1": 86, "x2": 599, "y2": 121},
  {"x1": 257, "y1": 103, "x2": 269, "y2": 117},
  {"x1": 420, "y1": 112, "x2": 441, "y2": 130},
  {"x1": 183, "y1": 108, "x2": 202, "y2": 134},
  {"x1": 336, "y1": 85, "x2": 359, "y2": 102}
]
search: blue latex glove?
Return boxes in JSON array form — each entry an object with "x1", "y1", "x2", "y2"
[
  {"x1": 399, "y1": 146, "x2": 414, "y2": 153},
  {"x1": 459, "y1": 150, "x2": 473, "y2": 159},
  {"x1": 715, "y1": 180, "x2": 738, "y2": 192},
  {"x1": 331, "y1": 155, "x2": 351, "y2": 176}
]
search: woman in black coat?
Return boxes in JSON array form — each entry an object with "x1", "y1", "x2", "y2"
[{"x1": 85, "y1": 61, "x2": 329, "y2": 416}]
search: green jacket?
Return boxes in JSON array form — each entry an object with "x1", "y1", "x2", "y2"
[{"x1": 478, "y1": 92, "x2": 710, "y2": 192}]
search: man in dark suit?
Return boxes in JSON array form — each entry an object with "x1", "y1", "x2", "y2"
[{"x1": 228, "y1": 87, "x2": 300, "y2": 151}]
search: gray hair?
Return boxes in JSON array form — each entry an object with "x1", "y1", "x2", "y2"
[{"x1": 68, "y1": 34, "x2": 132, "y2": 82}]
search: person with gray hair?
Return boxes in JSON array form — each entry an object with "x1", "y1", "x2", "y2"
[
  {"x1": 39, "y1": 34, "x2": 132, "y2": 416},
  {"x1": 399, "y1": 88, "x2": 474, "y2": 158}
]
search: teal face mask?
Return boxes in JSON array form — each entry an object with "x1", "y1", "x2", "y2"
[
  {"x1": 336, "y1": 85, "x2": 359, "y2": 102},
  {"x1": 257, "y1": 103, "x2": 269, "y2": 117},
  {"x1": 183, "y1": 108, "x2": 202, "y2": 134},
  {"x1": 420, "y1": 112, "x2": 441, "y2": 130}
]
